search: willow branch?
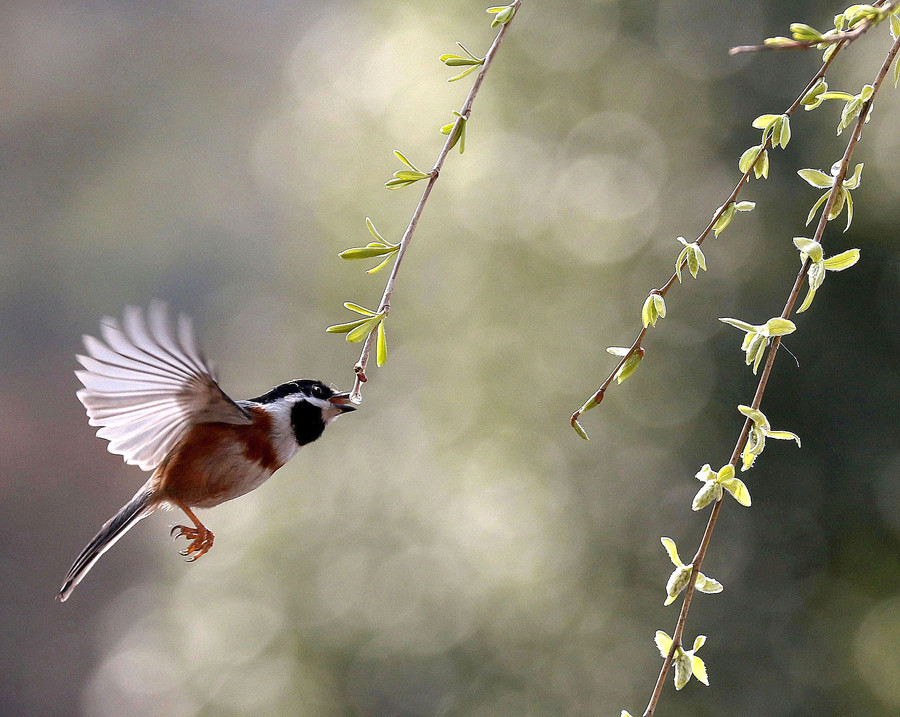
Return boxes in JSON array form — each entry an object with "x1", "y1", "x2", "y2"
[
  {"x1": 730, "y1": 1, "x2": 899, "y2": 55},
  {"x1": 570, "y1": 45, "x2": 845, "y2": 431},
  {"x1": 641, "y1": 30, "x2": 900, "y2": 717},
  {"x1": 349, "y1": 1, "x2": 521, "y2": 402}
]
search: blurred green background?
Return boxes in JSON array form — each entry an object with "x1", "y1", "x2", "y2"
[{"x1": 2, "y1": 1, "x2": 899, "y2": 716}]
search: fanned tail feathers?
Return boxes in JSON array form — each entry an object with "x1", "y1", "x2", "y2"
[{"x1": 58, "y1": 488, "x2": 155, "y2": 602}]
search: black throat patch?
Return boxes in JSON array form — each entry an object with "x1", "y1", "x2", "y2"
[{"x1": 291, "y1": 399, "x2": 326, "y2": 446}]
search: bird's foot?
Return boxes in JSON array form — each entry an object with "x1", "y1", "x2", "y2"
[{"x1": 170, "y1": 524, "x2": 215, "y2": 561}]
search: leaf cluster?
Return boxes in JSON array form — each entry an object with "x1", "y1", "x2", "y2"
[
  {"x1": 719, "y1": 316, "x2": 796, "y2": 374},
  {"x1": 799, "y1": 163, "x2": 864, "y2": 230},
  {"x1": 326, "y1": 303, "x2": 387, "y2": 367}
]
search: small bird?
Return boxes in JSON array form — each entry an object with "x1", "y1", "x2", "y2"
[{"x1": 58, "y1": 301, "x2": 356, "y2": 602}]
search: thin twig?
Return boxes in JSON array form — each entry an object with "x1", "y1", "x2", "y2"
[
  {"x1": 349, "y1": 1, "x2": 521, "y2": 402},
  {"x1": 641, "y1": 30, "x2": 900, "y2": 717},
  {"x1": 730, "y1": 0, "x2": 899, "y2": 55}
]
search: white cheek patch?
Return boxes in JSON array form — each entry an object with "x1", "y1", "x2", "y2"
[
  {"x1": 263, "y1": 399, "x2": 303, "y2": 463},
  {"x1": 257, "y1": 393, "x2": 345, "y2": 461}
]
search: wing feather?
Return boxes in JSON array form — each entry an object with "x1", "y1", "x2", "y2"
[{"x1": 76, "y1": 302, "x2": 252, "y2": 471}]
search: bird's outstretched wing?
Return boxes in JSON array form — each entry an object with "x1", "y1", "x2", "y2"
[{"x1": 75, "y1": 301, "x2": 252, "y2": 471}]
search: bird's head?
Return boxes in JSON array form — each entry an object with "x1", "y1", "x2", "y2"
[{"x1": 250, "y1": 379, "x2": 356, "y2": 446}]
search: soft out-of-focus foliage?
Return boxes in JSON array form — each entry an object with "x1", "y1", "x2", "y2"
[{"x1": 2, "y1": 2, "x2": 898, "y2": 716}]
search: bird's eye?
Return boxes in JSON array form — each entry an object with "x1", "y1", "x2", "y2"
[{"x1": 312, "y1": 384, "x2": 326, "y2": 398}]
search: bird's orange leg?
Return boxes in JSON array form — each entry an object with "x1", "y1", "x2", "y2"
[{"x1": 169, "y1": 498, "x2": 214, "y2": 562}]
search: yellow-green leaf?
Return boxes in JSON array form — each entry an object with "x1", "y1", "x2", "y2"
[
  {"x1": 721, "y1": 476, "x2": 752, "y2": 506},
  {"x1": 672, "y1": 651, "x2": 693, "y2": 690},
  {"x1": 694, "y1": 572, "x2": 723, "y2": 594},
  {"x1": 339, "y1": 245, "x2": 398, "y2": 260},
  {"x1": 366, "y1": 216, "x2": 386, "y2": 243},
  {"x1": 766, "y1": 429, "x2": 801, "y2": 446},
  {"x1": 797, "y1": 287, "x2": 817, "y2": 313},
  {"x1": 572, "y1": 418, "x2": 589, "y2": 441},
  {"x1": 691, "y1": 655, "x2": 709, "y2": 686},
  {"x1": 393, "y1": 149, "x2": 418, "y2": 170},
  {"x1": 739, "y1": 146, "x2": 761, "y2": 173},
  {"x1": 798, "y1": 168, "x2": 834, "y2": 188},
  {"x1": 844, "y1": 162, "x2": 865, "y2": 189},
  {"x1": 326, "y1": 319, "x2": 366, "y2": 334},
  {"x1": 614, "y1": 350, "x2": 643, "y2": 384},
  {"x1": 793, "y1": 237, "x2": 823, "y2": 263},
  {"x1": 344, "y1": 302, "x2": 377, "y2": 316},
  {"x1": 661, "y1": 537, "x2": 682, "y2": 566},
  {"x1": 756, "y1": 150, "x2": 769, "y2": 179},
  {"x1": 806, "y1": 191, "x2": 830, "y2": 226},
  {"x1": 738, "y1": 404, "x2": 766, "y2": 424},
  {"x1": 366, "y1": 254, "x2": 395, "y2": 274},
  {"x1": 713, "y1": 203, "x2": 735, "y2": 236},
  {"x1": 720, "y1": 317, "x2": 756, "y2": 333},
  {"x1": 823, "y1": 248, "x2": 860, "y2": 271},
  {"x1": 752, "y1": 114, "x2": 781, "y2": 129},
  {"x1": 764, "y1": 317, "x2": 796, "y2": 336},
  {"x1": 376, "y1": 319, "x2": 387, "y2": 367},
  {"x1": 692, "y1": 480, "x2": 723, "y2": 511},
  {"x1": 654, "y1": 630, "x2": 673, "y2": 658}
]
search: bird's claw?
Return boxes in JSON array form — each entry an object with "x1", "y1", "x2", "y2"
[{"x1": 170, "y1": 524, "x2": 214, "y2": 562}]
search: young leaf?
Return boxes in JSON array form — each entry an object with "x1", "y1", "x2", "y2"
[
  {"x1": 346, "y1": 316, "x2": 381, "y2": 343},
  {"x1": 798, "y1": 168, "x2": 834, "y2": 188},
  {"x1": 739, "y1": 146, "x2": 762, "y2": 174},
  {"x1": 339, "y1": 245, "x2": 398, "y2": 260},
  {"x1": 755, "y1": 149, "x2": 769, "y2": 179},
  {"x1": 367, "y1": 254, "x2": 395, "y2": 274},
  {"x1": 393, "y1": 150, "x2": 419, "y2": 171},
  {"x1": 446, "y1": 64, "x2": 482, "y2": 82},
  {"x1": 822, "y1": 249, "x2": 860, "y2": 270},
  {"x1": 720, "y1": 475, "x2": 751, "y2": 506},
  {"x1": 776, "y1": 115, "x2": 791, "y2": 148},
  {"x1": 713, "y1": 203, "x2": 736, "y2": 236},
  {"x1": 611, "y1": 347, "x2": 643, "y2": 384},
  {"x1": 572, "y1": 418, "x2": 589, "y2": 441},
  {"x1": 844, "y1": 162, "x2": 864, "y2": 189},
  {"x1": 797, "y1": 286, "x2": 817, "y2": 313},
  {"x1": 751, "y1": 114, "x2": 781, "y2": 129},
  {"x1": 344, "y1": 302, "x2": 377, "y2": 316},
  {"x1": 487, "y1": 5, "x2": 516, "y2": 27},
  {"x1": 790, "y1": 22, "x2": 823, "y2": 41},
  {"x1": 806, "y1": 191, "x2": 830, "y2": 226},
  {"x1": 691, "y1": 653, "x2": 709, "y2": 686},
  {"x1": 326, "y1": 319, "x2": 368, "y2": 334},
  {"x1": 376, "y1": 319, "x2": 387, "y2": 367},
  {"x1": 763, "y1": 317, "x2": 796, "y2": 336},
  {"x1": 366, "y1": 217, "x2": 386, "y2": 243},
  {"x1": 801, "y1": 78, "x2": 828, "y2": 110},
  {"x1": 793, "y1": 237, "x2": 824, "y2": 263},
  {"x1": 655, "y1": 630, "x2": 673, "y2": 658},
  {"x1": 719, "y1": 317, "x2": 756, "y2": 333}
]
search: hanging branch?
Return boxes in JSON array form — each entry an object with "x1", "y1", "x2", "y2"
[
  {"x1": 629, "y1": 17, "x2": 900, "y2": 717},
  {"x1": 730, "y1": 0, "x2": 900, "y2": 55},
  {"x1": 326, "y1": 2, "x2": 522, "y2": 404},
  {"x1": 570, "y1": 0, "x2": 899, "y2": 440}
]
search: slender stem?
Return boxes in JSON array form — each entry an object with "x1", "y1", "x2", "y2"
[
  {"x1": 350, "y1": 2, "x2": 521, "y2": 402},
  {"x1": 730, "y1": 0, "x2": 899, "y2": 55},
  {"x1": 641, "y1": 31, "x2": 900, "y2": 717}
]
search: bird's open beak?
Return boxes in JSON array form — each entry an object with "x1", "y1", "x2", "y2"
[{"x1": 328, "y1": 391, "x2": 357, "y2": 413}]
